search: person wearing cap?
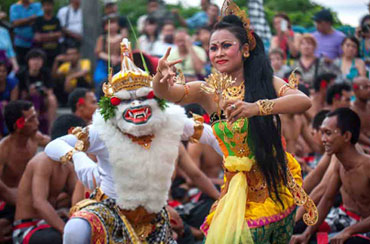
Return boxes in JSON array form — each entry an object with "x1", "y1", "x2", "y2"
[{"x1": 312, "y1": 9, "x2": 345, "y2": 61}]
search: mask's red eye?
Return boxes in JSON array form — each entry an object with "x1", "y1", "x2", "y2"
[
  {"x1": 147, "y1": 91, "x2": 155, "y2": 99},
  {"x1": 353, "y1": 84, "x2": 359, "y2": 90},
  {"x1": 110, "y1": 97, "x2": 121, "y2": 106}
]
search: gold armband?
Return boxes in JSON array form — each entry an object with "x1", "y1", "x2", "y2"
[
  {"x1": 71, "y1": 127, "x2": 90, "y2": 152},
  {"x1": 278, "y1": 84, "x2": 291, "y2": 97},
  {"x1": 175, "y1": 84, "x2": 190, "y2": 104},
  {"x1": 60, "y1": 127, "x2": 90, "y2": 164},
  {"x1": 60, "y1": 148, "x2": 76, "y2": 164},
  {"x1": 256, "y1": 99, "x2": 275, "y2": 116},
  {"x1": 189, "y1": 113, "x2": 204, "y2": 143}
]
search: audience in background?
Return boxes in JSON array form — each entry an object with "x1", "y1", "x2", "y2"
[
  {"x1": 334, "y1": 36, "x2": 367, "y2": 83},
  {"x1": 0, "y1": 26, "x2": 19, "y2": 74},
  {"x1": 270, "y1": 13, "x2": 299, "y2": 61},
  {"x1": 94, "y1": 15, "x2": 123, "y2": 88},
  {"x1": 16, "y1": 49, "x2": 57, "y2": 134},
  {"x1": 168, "y1": 29, "x2": 207, "y2": 81},
  {"x1": 33, "y1": 0, "x2": 62, "y2": 69},
  {"x1": 10, "y1": 0, "x2": 43, "y2": 66},
  {"x1": 269, "y1": 48, "x2": 291, "y2": 79},
  {"x1": 312, "y1": 9, "x2": 345, "y2": 61},
  {"x1": 57, "y1": 0, "x2": 83, "y2": 51},
  {"x1": 68, "y1": 88, "x2": 98, "y2": 124},
  {"x1": 103, "y1": 1, "x2": 128, "y2": 38},
  {"x1": 291, "y1": 34, "x2": 341, "y2": 87}
]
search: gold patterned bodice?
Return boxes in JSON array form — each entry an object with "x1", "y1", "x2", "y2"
[{"x1": 210, "y1": 114, "x2": 268, "y2": 203}]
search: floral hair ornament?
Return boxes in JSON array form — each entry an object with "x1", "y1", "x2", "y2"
[
  {"x1": 334, "y1": 93, "x2": 341, "y2": 100},
  {"x1": 16, "y1": 116, "x2": 25, "y2": 130},
  {"x1": 220, "y1": 0, "x2": 256, "y2": 50},
  {"x1": 77, "y1": 98, "x2": 85, "y2": 106},
  {"x1": 353, "y1": 84, "x2": 359, "y2": 90},
  {"x1": 320, "y1": 80, "x2": 327, "y2": 89}
]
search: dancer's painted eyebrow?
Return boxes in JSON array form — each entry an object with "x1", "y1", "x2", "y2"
[{"x1": 210, "y1": 40, "x2": 237, "y2": 45}]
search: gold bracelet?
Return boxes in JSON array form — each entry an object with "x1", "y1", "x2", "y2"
[
  {"x1": 278, "y1": 84, "x2": 291, "y2": 97},
  {"x1": 256, "y1": 99, "x2": 275, "y2": 116},
  {"x1": 72, "y1": 127, "x2": 90, "y2": 152},
  {"x1": 175, "y1": 84, "x2": 190, "y2": 104},
  {"x1": 189, "y1": 113, "x2": 204, "y2": 143},
  {"x1": 60, "y1": 148, "x2": 76, "y2": 164}
]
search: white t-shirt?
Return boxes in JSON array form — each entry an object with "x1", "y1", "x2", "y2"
[
  {"x1": 57, "y1": 5, "x2": 83, "y2": 35},
  {"x1": 137, "y1": 35, "x2": 174, "y2": 58}
]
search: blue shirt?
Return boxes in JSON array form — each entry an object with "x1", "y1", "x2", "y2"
[
  {"x1": 0, "y1": 27, "x2": 15, "y2": 58},
  {"x1": 10, "y1": 2, "x2": 43, "y2": 48},
  {"x1": 186, "y1": 11, "x2": 208, "y2": 30},
  {"x1": 0, "y1": 76, "x2": 18, "y2": 102},
  {"x1": 313, "y1": 30, "x2": 345, "y2": 60}
]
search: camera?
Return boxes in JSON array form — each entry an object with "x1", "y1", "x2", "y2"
[{"x1": 34, "y1": 81, "x2": 45, "y2": 96}]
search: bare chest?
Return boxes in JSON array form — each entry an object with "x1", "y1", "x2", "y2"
[
  {"x1": 340, "y1": 167, "x2": 370, "y2": 204},
  {"x1": 2, "y1": 145, "x2": 38, "y2": 186}
]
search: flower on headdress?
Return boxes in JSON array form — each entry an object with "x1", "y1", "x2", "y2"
[
  {"x1": 353, "y1": 84, "x2": 359, "y2": 90},
  {"x1": 77, "y1": 98, "x2": 85, "y2": 106},
  {"x1": 334, "y1": 93, "x2": 341, "y2": 100},
  {"x1": 16, "y1": 116, "x2": 25, "y2": 129},
  {"x1": 320, "y1": 80, "x2": 327, "y2": 89},
  {"x1": 110, "y1": 97, "x2": 121, "y2": 106},
  {"x1": 146, "y1": 91, "x2": 155, "y2": 99}
]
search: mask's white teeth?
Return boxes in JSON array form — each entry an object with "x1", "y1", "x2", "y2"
[{"x1": 129, "y1": 111, "x2": 134, "y2": 117}]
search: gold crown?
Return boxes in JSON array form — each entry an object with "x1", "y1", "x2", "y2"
[
  {"x1": 102, "y1": 38, "x2": 152, "y2": 97},
  {"x1": 220, "y1": 0, "x2": 256, "y2": 50}
]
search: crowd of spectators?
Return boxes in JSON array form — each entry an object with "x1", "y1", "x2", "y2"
[{"x1": 0, "y1": 0, "x2": 369, "y2": 243}]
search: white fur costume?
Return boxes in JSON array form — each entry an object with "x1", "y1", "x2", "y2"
[{"x1": 45, "y1": 38, "x2": 221, "y2": 243}]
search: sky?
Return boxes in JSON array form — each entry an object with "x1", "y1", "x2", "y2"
[{"x1": 164, "y1": 0, "x2": 368, "y2": 27}]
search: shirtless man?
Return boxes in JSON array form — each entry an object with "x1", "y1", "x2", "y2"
[
  {"x1": 326, "y1": 83, "x2": 352, "y2": 111},
  {"x1": 12, "y1": 115, "x2": 80, "y2": 244},
  {"x1": 187, "y1": 142, "x2": 223, "y2": 185},
  {"x1": 0, "y1": 101, "x2": 49, "y2": 222},
  {"x1": 291, "y1": 108, "x2": 370, "y2": 244},
  {"x1": 281, "y1": 85, "x2": 321, "y2": 160},
  {"x1": 308, "y1": 73, "x2": 336, "y2": 118},
  {"x1": 68, "y1": 88, "x2": 98, "y2": 124},
  {"x1": 351, "y1": 77, "x2": 370, "y2": 150}
]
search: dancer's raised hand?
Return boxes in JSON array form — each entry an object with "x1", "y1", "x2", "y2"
[{"x1": 156, "y1": 47, "x2": 182, "y2": 86}]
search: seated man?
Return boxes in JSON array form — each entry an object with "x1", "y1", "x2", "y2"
[
  {"x1": 68, "y1": 88, "x2": 98, "y2": 125},
  {"x1": 52, "y1": 45, "x2": 92, "y2": 96},
  {"x1": 351, "y1": 77, "x2": 370, "y2": 152},
  {"x1": 0, "y1": 101, "x2": 49, "y2": 225},
  {"x1": 291, "y1": 108, "x2": 370, "y2": 244},
  {"x1": 12, "y1": 114, "x2": 82, "y2": 244},
  {"x1": 16, "y1": 49, "x2": 58, "y2": 134}
]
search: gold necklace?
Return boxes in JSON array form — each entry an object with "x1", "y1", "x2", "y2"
[{"x1": 223, "y1": 82, "x2": 245, "y2": 101}]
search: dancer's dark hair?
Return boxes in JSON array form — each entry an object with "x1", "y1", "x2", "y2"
[{"x1": 213, "y1": 15, "x2": 287, "y2": 206}]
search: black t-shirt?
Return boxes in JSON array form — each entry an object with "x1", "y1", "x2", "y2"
[
  {"x1": 16, "y1": 67, "x2": 53, "y2": 95},
  {"x1": 33, "y1": 16, "x2": 61, "y2": 55}
]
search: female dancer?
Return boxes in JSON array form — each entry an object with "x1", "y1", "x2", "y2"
[{"x1": 153, "y1": 1, "x2": 317, "y2": 242}]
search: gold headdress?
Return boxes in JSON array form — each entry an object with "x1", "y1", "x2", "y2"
[
  {"x1": 220, "y1": 0, "x2": 256, "y2": 50},
  {"x1": 102, "y1": 38, "x2": 152, "y2": 97}
]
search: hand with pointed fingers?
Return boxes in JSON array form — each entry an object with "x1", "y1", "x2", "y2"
[
  {"x1": 222, "y1": 99, "x2": 259, "y2": 124},
  {"x1": 157, "y1": 47, "x2": 182, "y2": 86}
]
